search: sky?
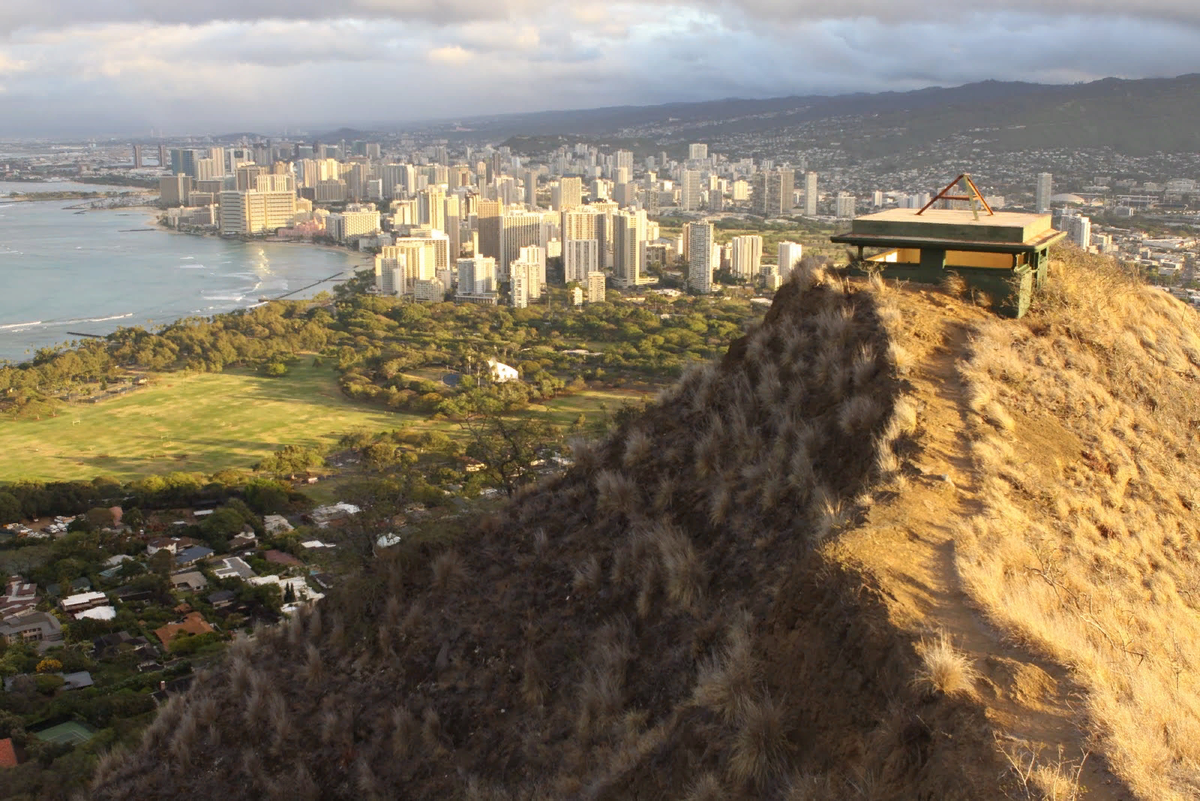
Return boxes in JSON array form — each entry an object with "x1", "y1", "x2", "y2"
[{"x1": 2, "y1": 1, "x2": 1200, "y2": 137}]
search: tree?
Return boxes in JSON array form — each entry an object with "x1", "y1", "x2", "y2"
[
  {"x1": 458, "y1": 389, "x2": 559, "y2": 497},
  {"x1": 148, "y1": 549, "x2": 174, "y2": 576},
  {"x1": 0, "y1": 491, "x2": 20, "y2": 524},
  {"x1": 243, "y1": 479, "x2": 289, "y2": 515},
  {"x1": 35, "y1": 658, "x2": 62, "y2": 674}
]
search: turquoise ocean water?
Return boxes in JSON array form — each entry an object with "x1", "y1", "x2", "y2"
[{"x1": 0, "y1": 182, "x2": 364, "y2": 364}]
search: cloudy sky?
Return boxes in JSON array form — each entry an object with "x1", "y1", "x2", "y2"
[{"x1": 1, "y1": 1, "x2": 1199, "y2": 136}]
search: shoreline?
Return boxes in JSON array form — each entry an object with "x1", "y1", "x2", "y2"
[
  {"x1": 0, "y1": 208, "x2": 366, "y2": 366},
  {"x1": 152, "y1": 218, "x2": 371, "y2": 261}
]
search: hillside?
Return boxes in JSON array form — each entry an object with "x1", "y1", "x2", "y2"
[
  {"x1": 468, "y1": 74, "x2": 1200, "y2": 157},
  {"x1": 90, "y1": 254, "x2": 1200, "y2": 799}
]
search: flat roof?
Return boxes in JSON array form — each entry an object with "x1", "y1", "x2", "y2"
[
  {"x1": 832, "y1": 208, "x2": 1067, "y2": 253},
  {"x1": 837, "y1": 208, "x2": 1054, "y2": 246}
]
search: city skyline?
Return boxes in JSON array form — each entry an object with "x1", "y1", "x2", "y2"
[{"x1": 4, "y1": 1, "x2": 1200, "y2": 136}]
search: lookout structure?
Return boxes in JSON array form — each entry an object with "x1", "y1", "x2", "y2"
[{"x1": 831, "y1": 174, "x2": 1066, "y2": 318}]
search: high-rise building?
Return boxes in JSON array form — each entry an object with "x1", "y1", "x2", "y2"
[
  {"x1": 314, "y1": 179, "x2": 348, "y2": 203},
  {"x1": 158, "y1": 175, "x2": 191, "y2": 208},
  {"x1": 752, "y1": 168, "x2": 794, "y2": 217},
  {"x1": 476, "y1": 199, "x2": 503, "y2": 261},
  {"x1": 236, "y1": 165, "x2": 269, "y2": 192},
  {"x1": 564, "y1": 239, "x2": 600, "y2": 284},
  {"x1": 587, "y1": 272, "x2": 606, "y2": 303},
  {"x1": 408, "y1": 226, "x2": 452, "y2": 278},
  {"x1": 444, "y1": 194, "x2": 462, "y2": 259},
  {"x1": 1067, "y1": 215, "x2": 1091, "y2": 248},
  {"x1": 379, "y1": 238, "x2": 437, "y2": 293},
  {"x1": 1036, "y1": 172, "x2": 1053, "y2": 213},
  {"x1": 804, "y1": 172, "x2": 818, "y2": 216},
  {"x1": 561, "y1": 206, "x2": 600, "y2": 241},
  {"x1": 218, "y1": 188, "x2": 297, "y2": 236},
  {"x1": 457, "y1": 256, "x2": 497, "y2": 297},
  {"x1": 730, "y1": 235, "x2": 763, "y2": 280},
  {"x1": 614, "y1": 150, "x2": 634, "y2": 173},
  {"x1": 510, "y1": 259, "x2": 537, "y2": 308},
  {"x1": 500, "y1": 210, "x2": 543, "y2": 279},
  {"x1": 835, "y1": 193, "x2": 855, "y2": 219},
  {"x1": 612, "y1": 209, "x2": 647, "y2": 288},
  {"x1": 418, "y1": 186, "x2": 446, "y2": 232},
  {"x1": 686, "y1": 222, "x2": 715, "y2": 294},
  {"x1": 523, "y1": 169, "x2": 538, "y2": 208},
  {"x1": 681, "y1": 170, "x2": 701, "y2": 212},
  {"x1": 518, "y1": 244, "x2": 545, "y2": 298},
  {"x1": 590, "y1": 200, "x2": 619, "y2": 269},
  {"x1": 324, "y1": 204, "x2": 380, "y2": 242},
  {"x1": 553, "y1": 177, "x2": 583, "y2": 212},
  {"x1": 688, "y1": 143, "x2": 708, "y2": 161},
  {"x1": 132, "y1": 144, "x2": 143, "y2": 169},
  {"x1": 778, "y1": 242, "x2": 803, "y2": 280}
]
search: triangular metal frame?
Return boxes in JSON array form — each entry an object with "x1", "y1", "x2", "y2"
[{"x1": 917, "y1": 173, "x2": 994, "y2": 219}]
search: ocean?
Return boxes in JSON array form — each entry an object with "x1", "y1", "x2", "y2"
[{"x1": 0, "y1": 182, "x2": 367, "y2": 364}]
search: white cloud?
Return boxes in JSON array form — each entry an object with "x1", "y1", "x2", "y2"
[
  {"x1": 428, "y1": 44, "x2": 473, "y2": 65},
  {"x1": 1, "y1": 3, "x2": 1200, "y2": 135}
]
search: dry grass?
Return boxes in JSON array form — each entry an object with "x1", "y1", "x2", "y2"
[
  {"x1": 728, "y1": 695, "x2": 789, "y2": 788},
  {"x1": 913, "y1": 632, "x2": 977, "y2": 699},
  {"x1": 431, "y1": 550, "x2": 467, "y2": 591},
  {"x1": 92, "y1": 265, "x2": 942, "y2": 800},
  {"x1": 955, "y1": 251, "x2": 1200, "y2": 800}
]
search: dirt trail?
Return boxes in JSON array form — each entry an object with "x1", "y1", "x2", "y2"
[{"x1": 841, "y1": 292, "x2": 1132, "y2": 799}]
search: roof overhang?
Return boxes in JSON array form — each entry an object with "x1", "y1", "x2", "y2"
[{"x1": 830, "y1": 228, "x2": 1067, "y2": 253}]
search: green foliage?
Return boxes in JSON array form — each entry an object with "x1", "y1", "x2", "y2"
[
  {"x1": 243, "y1": 479, "x2": 290, "y2": 515},
  {"x1": 255, "y1": 444, "x2": 324, "y2": 475},
  {"x1": 0, "y1": 490, "x2": 21, "y2": 524},
  {"x1": 167, "y1": 631, "x2": 221, "y2": 656},
  {"x1": 35, "y1": 674, "x2": 65, "y2": 695},
  {"x1": 199, "y1": 507, "x2": 248, "y2": 552}
]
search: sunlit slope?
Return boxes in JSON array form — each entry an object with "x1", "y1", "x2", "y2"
[{"x1": 93, "y1": 257, "x2": 1196, "y2": 799}]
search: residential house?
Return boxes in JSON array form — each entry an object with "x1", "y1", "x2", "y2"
[
  {"x1": 487, "y1": 359, "x2": 519, "y2": 383},
  {"x1": 1, "y1": 577, "x2": 37, "y2": 617},
  {"x1": 211, "y1": 556, "x2": 255, "y2": 581},
  {"x1": 263, "y1": 515, "x2": 293, "y2": 536},
  {"x1": 206, "y1": 590, "x2": 237, "y2": 610},
  {"x1": 229, "y1": 531, "x2": 258, "y2": 551},
  {"x1": 307, "y1": 503, "x2": 361, "y2": 528},
  {"x1": 153, "y1": 612, "x2": 215, "y2": 648},
  {"x1": 146, "y1": 536, "x2": 199, "y2": 557},
  {"x1": 60, "y1": 591, "x2": 108, "y2": 615},
  {"x1": 263, "y1": 550, "x2": 304, "y2": 568},
  {"x1": 60, "y1": 671, "x2": 94, "y2": 691},
  {"x1": 0, "y1": 737, "x2": 22, "y2": 768},
  {"x1": 170, "y1": 572, "x2": 208, "y2": 593},
  {"x1": 0, "y1": 609, "x2": 64, "y2": 650},
  {"x1": 175, "y1": 546, "x2": 214, "y2": 567}
]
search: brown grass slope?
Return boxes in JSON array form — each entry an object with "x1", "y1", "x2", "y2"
[
  {"x1": 91, "y1": 267, "x2": 1029, "y2": 800},
  {"x1": 952, "y1": 251, "x2": 1200, "y2": 800}
]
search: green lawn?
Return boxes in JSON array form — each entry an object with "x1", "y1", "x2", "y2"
[
  {"x1": 0, "y1": 362, "x2": 417, "y2": 482},
  {"x1": 0, "y1": 362, "x2": 660, "y2": 485},
  {"x1": 535, "y1": 388, "x2": 653, "y2": 427}
]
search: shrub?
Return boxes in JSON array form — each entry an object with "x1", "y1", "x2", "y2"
[{"x1": 913, "y1": 633, "x2": 976, "y2": 699}]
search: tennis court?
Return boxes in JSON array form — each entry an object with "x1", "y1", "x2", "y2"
[{"x1": 31, "y1": 720, "x2": 95, "y2": 746}]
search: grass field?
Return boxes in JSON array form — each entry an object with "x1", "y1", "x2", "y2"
[
  {"x1": 0, "y1": 361, "x2": 415, "y2": 483},
  {"x1": 0, "y1": 361, "x2": 658, "y2": 484}
]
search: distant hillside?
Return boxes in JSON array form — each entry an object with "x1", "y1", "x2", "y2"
[
  {"x1": 92, "y1": 252, "x2": 1200, "y2": 799},
  {"x1": 466, "y1": 74, "x2": 1200, "y2": 157}
]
